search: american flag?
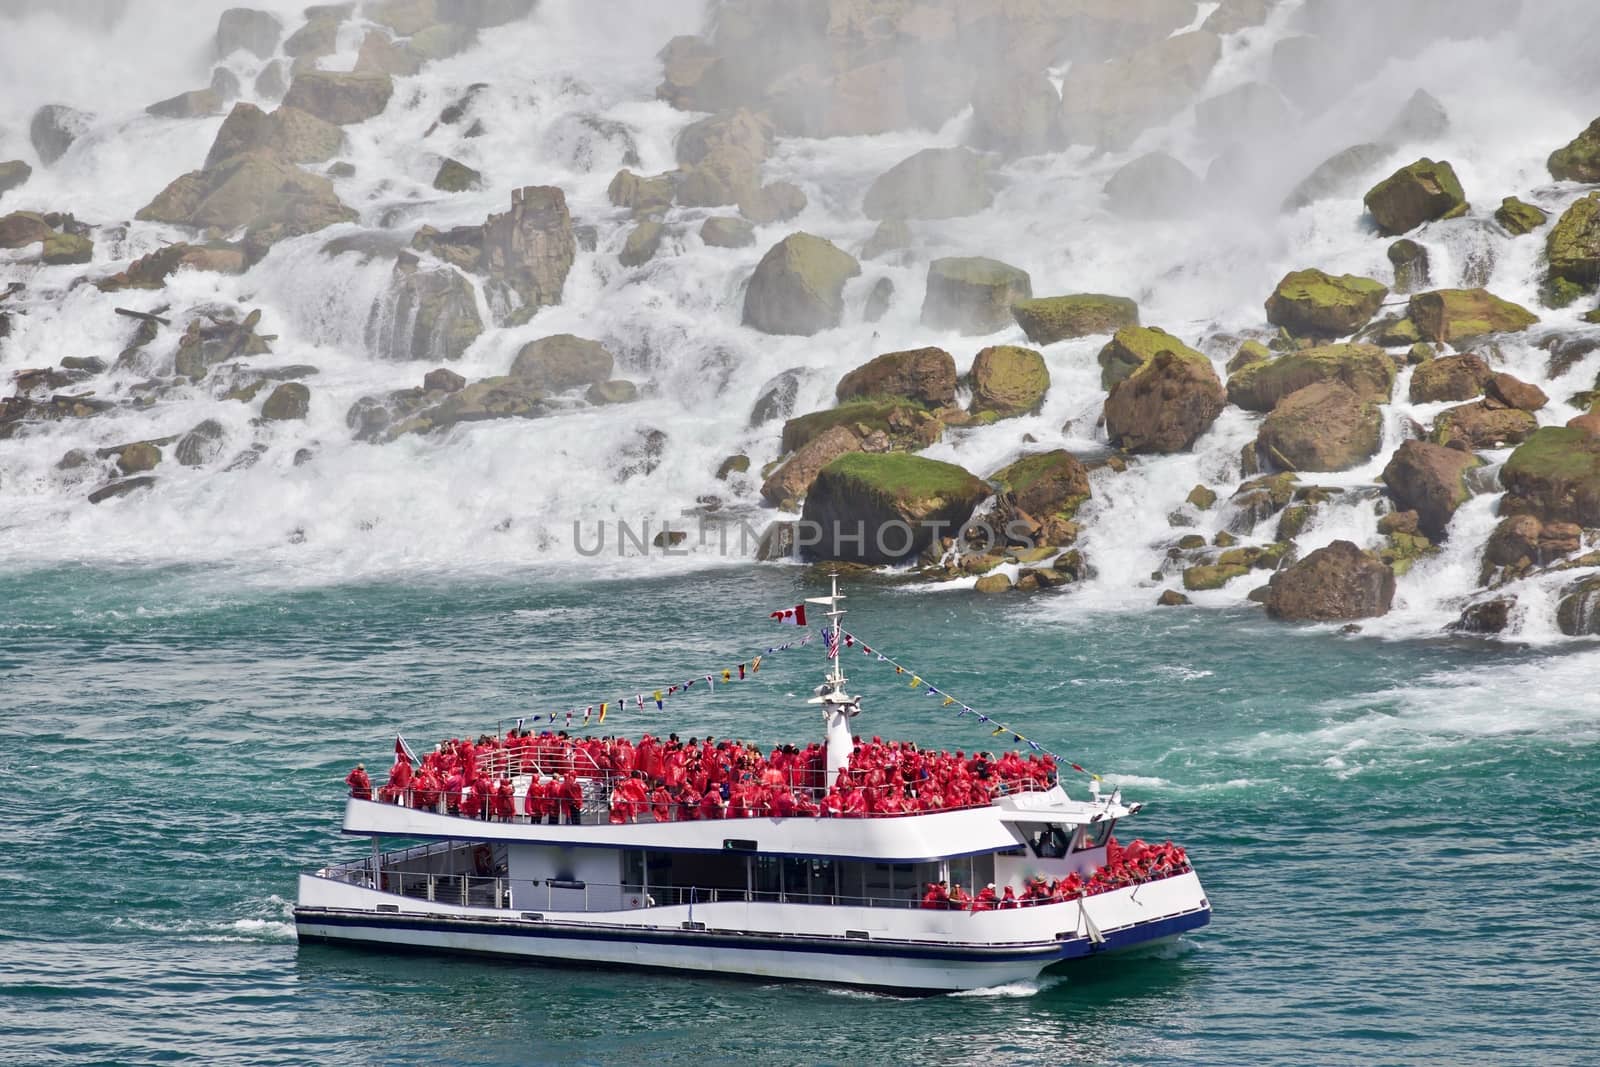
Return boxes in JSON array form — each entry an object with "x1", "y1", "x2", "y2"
[{"x1": 824, "y1": 629, "x2": 839, "y2": 659}]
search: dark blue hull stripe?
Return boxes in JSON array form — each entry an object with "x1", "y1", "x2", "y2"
[{"x1": 294, "y1": 906, "x2": 1210, "y2": 965}]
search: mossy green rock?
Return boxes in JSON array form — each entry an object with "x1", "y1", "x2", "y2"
[
  {"x1": 1096, "y1": 326, "x2": 1203, "y2": 390},
  {"x1": 1387, "y1": 238, "x2": 1430, "y2": 293},
  {"x1": 1431, "y1": 401, "x2": 1538, "y2": 449},
  {"x1": 1183, "y1": 562, "x2": 1249, "y2": 591},
  {"x1": 1495, "y1": 196, "x2": 1547, "y2": 236},
  {"x1": 989, "y1": 449, "x2": 1091, "y2": 523},
  {"x1": 1227, "y1": 340, "x2": 1271, "y2": 374},
  {"x1": 920, "y1": 256, "x2": 1032, "y2": 335},
  {"x1": 1500, "y1": 427, "x2": 1600, "y2": 527},
  {"x1": 700, "y1": 215, "x2": 754, "y2": 249},
  {"x1": 780, "y1": 398, "x2": 937, "y2": 454},
  {"x1": 716, "y1": 454, "x2": 750, "y2": 480},
  {"x1": 968, "y1": 345, "x2": 1049, "y2": 417},
  {"x1": 1226, "y1": 342, "x2": 1395, "y2": 412},
  {"x1": 836, "y1": 347, "x2": 957, "y2": 407},
  {"x1": 1264, "y1": 268, "x2": 1388, "y2": 338},
  {"x1": 1364, "y1": 158, "x2": 1467, "y2": 237},
  {"x1": 40, "y1": 232, "x2": 93, "y2": 265},
  {"x1": 1187, "y1": 484, "x2": 1217, "y2": 510},
  {"x1": 433, "y1": 157, "x2": 482, "y2": 192},
  {"x1": 1546, "y1": 192, "x2": 1600, "y2": 299},
  {"x1": 741, "y1": 232, "x2": 860, "y2": 336},
  {"x1": 261, "y1": 382, "x2": 310, "y2": 421},
  {"x1": 973, "y1": 573, "x2": 1014, "y2": 594},
  {"x1": 799, "y1": 452, "x2": 990, "y2": 565},
  {"x1": 1407, "y1": 288, "x2": 1537, "y2": 346},
  {"x1": 1011, "y1": 294, "x2": 1139, "y2": 344},
  {"x1": 619, "y1": 220, "x2": 665, "y2": 267},
  {"x1": 1548, "y1": 118, "x2": 1600, "y2": 183}
]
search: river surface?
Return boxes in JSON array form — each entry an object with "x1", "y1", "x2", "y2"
[{"x1": 3, "y1": 564, "x2": 1597, "y2": 1065}]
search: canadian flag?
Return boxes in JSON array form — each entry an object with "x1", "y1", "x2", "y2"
[{"x1": 769, "y1": 603, "x2": 807, "y2": 626}]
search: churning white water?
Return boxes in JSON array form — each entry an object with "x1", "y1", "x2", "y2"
[{"x1": 1, "y1": 0, "x2": 1599, "y2": 639}]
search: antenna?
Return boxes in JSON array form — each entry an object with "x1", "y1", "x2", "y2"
[
  {"x1": 806, "y1": 571, "x2": 847, "y2": 693},
  {"x1": 805, "y1": 572, "x2": 858, "y2": 787}
]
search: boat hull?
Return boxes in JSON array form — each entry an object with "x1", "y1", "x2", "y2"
[{"x1": 294, "y1": 873, "x2": 1210, "y2": 993}]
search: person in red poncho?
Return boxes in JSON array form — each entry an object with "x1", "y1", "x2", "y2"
[
  {"x1": 559, "y1": 772, "x2": 583, "y2": 824},
  {"x1": 921, "y1": 882, "x2": 949, "y2": 910},
  {"x1": 494, "y1": 777, "x2": 516, "y2": 821},
  {"x1": 345, "y1": 764, "x2": 371, "y2": 799},
  {"x1": 524, "y1": 776, "x2": 546, "y2": 822},
  {"x1": 972, "y1": 883, "x2": 998, "y2": 912},
  {"x1": 999, "y1": 885, "x2": 1019, "y2": 909}
]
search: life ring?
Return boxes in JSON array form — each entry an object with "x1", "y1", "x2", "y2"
[
  {"x1": 629, "y1": 896, "x2": 641, "y2": 908},
  {"x1": 472, "y1": 844, "x2": 493, "y2": 876}
]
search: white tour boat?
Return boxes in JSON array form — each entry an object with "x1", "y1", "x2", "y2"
[{"x1": 295, "y1": 579, "x2": 1211, "y2": 993}]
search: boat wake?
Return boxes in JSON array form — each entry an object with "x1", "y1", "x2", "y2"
[{"x1": 948, "y1": 975, "x2": 1067, "y2": 999}]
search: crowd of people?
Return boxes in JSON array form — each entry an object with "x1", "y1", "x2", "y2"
[
  {"x1": 344, "y1": 729, "x2": 1060, "y2": 823},
  {"x1": 921, "y1": 837, "x2": 1193, "y2": 910}
]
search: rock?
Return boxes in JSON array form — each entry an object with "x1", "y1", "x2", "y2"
[
  {"x1": 749, "y1": 368, "x2": 804, "y2": 426},
  {"x1": 1096, "y1": 326, "x2": 1204, "y2": 391},
  {"x1": 1265, "y1": 540, "x2": 1395, "y2": 621},
  {"x1": 1500, "y1": 427, "x2": 1600, "y2": 526},
  {"x1": 1431, "y1": 401, "x2": 1537, "y2": 450},
  {"x1": 1495, "y1": 196, "x2": 1547, "y2": 237},
  {"x1": 30, "y1": 105, "x2": 93, "y2": 166},
  {"x1": 1202, "y1": 0, "x2": 1271, "y2": 33},
  {"x1": 1227, "y1": 341, "x2": 1272, "y2": 375},
  {"x1": 0, "y1": 160, "x2": 30, "y2": 197},
  {"x1": 1383, "y1": 89, "x2": 1450, "y2": 143},
  {"x1": 675, "y1": 109, "x2": 773, "y2": 169},
  {"x1": 407, "y1": 23, "x2": 477, "y2": 62},
  {"x1": 973, "y1": 573, "x2": 1013, "y2": 594},
  {"x1": 1011, "y1": 294, "x2": 1138, "y2": 345},
  {"x1": 40, "y1": 233, "x2": 93, "y2": 265},
  {"x1": 146, "y1": 88, "x2": 223, "y2": 120},
  {"x1": 174, "y1": 419, "x2": 227, "y2": 467},
  {"x1": 1545, "y1": 192, "x2": 1600, "y2": 303},
  {"x1": 920, "y1": 256, "x2": 1031, "y2": 335},
  {"x1": 585, "y1": 379, "x2": 638, "y2": 405},
  {"x1": 255, "y1": 62, "x2": 288, "y2": 101},
  {"x1": 423, "y1": 367, "x2": 467, "y2": 393},
  {"x1": 0, "y1": 212, "x2": 54, "y2": 249},
  {"x1": 1483, "y1": 514, "x2": 1581, "y2": 571},
  {"x1": 676, "y1": 146, "x2": 761, "y2": 208},
  {"x1": 799, "y1": 452, "x2": 990, "y2": 565},
  {"x1": 435, "y1": 0, "x2": 535, "y2": 29},
  {"x1": 761, "y1": 424, "x2": 863, "y2": 508},
  {"x1": 116, "y1": 441, "x2": 162, "y2": 474},
  {"x1": 1408, "y1": 288, "x2": 1538, "y2": 346},
  {"x1": 862, "y1": 148, "x2": 992, "y2": 221},
  {"x1": 1227, "y1": 342, "x2": 1395, "y2": 412},
  {"x1": 388, "y1": 375, "x2": 545, "y2": 437},
  {"x1": 1265, "y1": 269, "x2": 1388, "y2": 340},
  {"x1": 1060, "y1": 31, "x2": 1221, "y2": 149},
  {"x1": 414, "y1": 186, "x2": 576, "y2": 323},
  {"x1": 1184, "y1": 563, "x2": 1249, "y2": 591},
  {"x1": 88, "y1": 476, "x2": 157, "y2": 504},
  {"x1": 968, "y1": 346, "x2": 1049, "y2": 418},
  {"x1": 1258, "y1": 382, "x2": 1383, "y2": 472},
  {"x1": 1284, "y1": 143, "x2": 1391, "y2": 212},
  {"x1": 862, "y1": 277, "x2": 894, "y2": 323},
  {"x1": 374, "y1": 254, "x2": 482, "y2": 362},
  {"x1": 1105, "y1": 348, "x2": 1226, "y2": 454},
  {"x1": 205, "y1": 104, "x2": 344, "y2": 168},
  {"x1": 434, "y1": 158, "x2": 482, "y2": 193},
  {"x1": 1409, "y1": 353, "x2": 1492, "y2": 403},
  {"x1": 1453, "y1": 598, "x2": 1514, "y2": 634},
  {"x1": 619, "y1": 221, "x2": 665, "y2": 267},
  {"x1": 355, "y1": 30, "x2": 422, "y2": 76},
  {"x1": 1570, "y1": 411, "x2": 1600, "y2": 437},
  {"x1": 835, "y1": 347, "x2": 957, "y2": 407},
  {"x1": 136, "y1": 152, "x2": 356, "y2": 252},
  {"x1": 284, "y1": 5, "x2": 347, "y2": 59},
  {"x1": 700, "y1": 216, "x2": 754, "y2": 249},
  {"x1": 1555, "y1": 575, "x2": 1600, "y2": 636},
  {"x1": 860, "y1": 219, "x2": 911, "y2": 261},
  {"x1": 716, "y1": 454, "x2": 750, "y2": 481},
  {"x1": 1381, "y1": 439, "x2": 1481, "y2": 539},
  {"x1": 1197, "y1": 82, "x2": 1292, "y2": 144},
  {"x1": 1103, "y1": 152, "x2": 1202, "y2": 219},
  {"x1": 282, "y1": 72, "x2": 395, "y2": 125},
  {"x1": 216, "y1": 8, "x2": 283, "y2": 59},
  {"x1": 1549, "y1": 117, "x2": 1600, "y2": 183},
  {"x1": 989, "y1": 450, "x2": 1091, "y2": 528},
  {"x1": 1364, "y1": 158, "x2": 1468, "y2": 236},
  {"x1": 741, "y1": 233, "x2": 860, "y2": 336},
  {"x1": 1486, "y1": 372, "x2": 1547, "y2": 412},
  {"x1": 739, "y1": 182, "x2": 807, "y2": 225},
  {"x1": 261, "y1": 382, "x2": 310, "y2": 420},
  {"x1": 1387, "y1": 238, "x2": 1431, "y2": 294},
  {"x1": 1157, "y1": 589, "x2": 1191, "y2": 606},
  {"x1": 606, "y1": 170, "x2": 673, "y2": 216},
  {"x1": 96, "y1": 243, "x2": 247, "y2": 293},
  {"x1": 510, "y1": 334, "x2": 613, "y2": 392},
  {"x1": 969, "y1": 69, "x2": 1061, "y2": 157},
  {"x1": 1186, "y1": 485, "x2": 1217, "y2": 511}
]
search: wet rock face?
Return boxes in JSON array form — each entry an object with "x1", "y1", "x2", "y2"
[
  {"x1": 1556, "y1": 575, "x2": 1600, "y2": 636},
  {"x1": 1500, "y1": 427, "x2": 1600, "y2": 527},
  {"x1": 1264, "y1": 269, "x2": 1389, "y2": 339},
  {"x1": 1227, "y1": 343, "x2": 1395, "y2": 413},
  {"x1": 371, "y1": 255, "x2": 483, "y2": 363},
  {"x1": 216, "y1": 8, "x2": 283, "y2": 59},
  {"x1": 1257, "y1": 382, "x2": 1383, "y2": 473},
  {"x1": 1364, "y1": 158, "x2": 1468, "y2": 236},
  {"x1": 1265, "y1": 540, "x2": 1395, "y2": 621},
  {"x1": 799, "y1": 452, "x2": 990, "y2": 566},
  {"x1": 283, "y1": 72, "x2": 396, "y2": 126},
  {"x1": 835, "y1": 347, "x2": 957, "y2": 408},
  {"x1": 510, "y1": 335, "x2": 614, "y2": 393},
  {"x1": 414, "y1": 186, "x2": 577, "y2": 324},
  {"x1": 30, "y1": 105, "x2": 93, "y2": 166},
  {"x1": 862, "y1": 148, "x2": 993, "y2": 221},
  {"x1": 919, "y1": 257, "x2": 1031, "y2": 335},
  {"x1": 967, "y1": 346, "x2": 1049, "y2": 419},
  {"x1": 1549, "y1": 117, "x2": 1600, "y2": 183},
  {"x1": 742, "y1": 233, "x2": 860, "y2": 336},
  {"x1": 1104, "y1": 349, "x2": 1226, "y2": 454},
  {"x1": 1012, "y1": 294, "x2": 1138, "y2": 345},
  {"x1": 760, "y1": 424, "x2": 862, "y2": 509},
  {"x1": 1381, "y1": 440, "x2": 1481, "y2": 540}
]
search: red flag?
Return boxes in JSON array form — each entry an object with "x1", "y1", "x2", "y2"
[{"x1": 769, "y1": 603, "x2": 807, "y2": 626}]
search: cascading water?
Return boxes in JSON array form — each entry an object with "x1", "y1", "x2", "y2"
[{"x1": 1, "y1": 0, "x2": 1599, "y2": 641}]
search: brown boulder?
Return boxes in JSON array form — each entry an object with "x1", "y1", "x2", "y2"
[
  {"x1": 760, "y1": 424, "x2": 863, "y2": 508},
  {"x1": 967, "y1": 345, "x2": 1049, "y2": 418},
  {"x1": 1499, "y1": 427, "x2": 1600, "y2": 526},
  {"x1": 1265, "y1": 540, "x2": 1395, "y2": 621},
  {"x1": 510, "y1": 335, "x2": 613, "y2": 392},
  {"x1": 1380, "y1": 440, "x2": 1481, "y2": 540},
  {"x1": 1431, "y1": 401, "x2": 1538, "y2": 450},
  {"x1": 1104, "y1": 349, "x2": 1225, "y2": 454},
  {"x1": 1485, "y1": 372, "x2": 1547, "y2": 412},
  {"x1": 1408, "y1": 353, "x2": 1491, "y2": 403},
  {"x1": 282, "y1": 71, "x2": 395, "y2": 125},
  {"x1": 835, "y1": 347, "x2": 956, "y2": 407},
  {"x1": 1257, "y1": 381, "x2": 1383, "y2": 472},
  {"x1": 1484, "y1": 515, "x2": 1582, "y2": 569}
]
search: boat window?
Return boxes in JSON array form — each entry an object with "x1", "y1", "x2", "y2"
[
  {"x1": 1027, "y1": 824, "x2": 1073, "y2": 859},
  {"x1": 1075, "y1": 818, "x2": 1115, "y2": 851}
]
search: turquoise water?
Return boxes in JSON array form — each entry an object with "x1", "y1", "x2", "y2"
[{"x1": 3, "y1": 565, "x2": 1598, "y2": 1065}]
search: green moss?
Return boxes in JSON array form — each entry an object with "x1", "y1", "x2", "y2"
[
  {"x1": 1407, "y1": 288, "x2": 1538, "y2": 345},
  {"x1": 40, "y1": 232, "x2": 93, "y2": 265},
  {"x1": 1097, "y1": 326, "x2": 1205, "y2": 389},
  {"x1": 990, "y1": 449, "x2": 1089, "y2": 520},
  {"x1": 1503, "y1": 427, "x2": 1600, "y2": 485},
  {"x1": 928, "y1": 255, "x2": 1028, "y2": 287},
  {"x1": 1546, "y1": 192, "x2": 1600, "y2": 293},
  {"x1": 1265, "y1": 268, "x2": 1388, "y2": 337},
  {"x1": 1183, "y1": 563, "x2": 1250, "y2": 591},
  {"x1": 819, "y1": 451, "x2": 986, "y2": 507},
  {"x1": 781, "y1": 398, "x2": 926, "y2": 453},
  {"x1": 1226, "y1": 340, "x2": 1271, "y2": 374},
  {"x1": 1176, "y1": 534, "x2": 1207, "y2": 550},
  {"x1": 1227, "y1": 343, "x2": 1395, "y2": 411},
  {"x1": 1011, "y1": 294, "x2": 1138, "y2": 344},
  {"x1": 1549, "y1": 118, "x2": 1600, "y2": 183},
  {"x1": 1495, "y1": 196, "x2": 1547, "y2": 236},
  {"x1": 1363, "y1": 158, "x2": 1468, "y2": 236}
]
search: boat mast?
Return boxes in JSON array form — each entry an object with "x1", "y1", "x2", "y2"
[{"x1": 807, "y1": 573, "x2": 858, "y2": 789}]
